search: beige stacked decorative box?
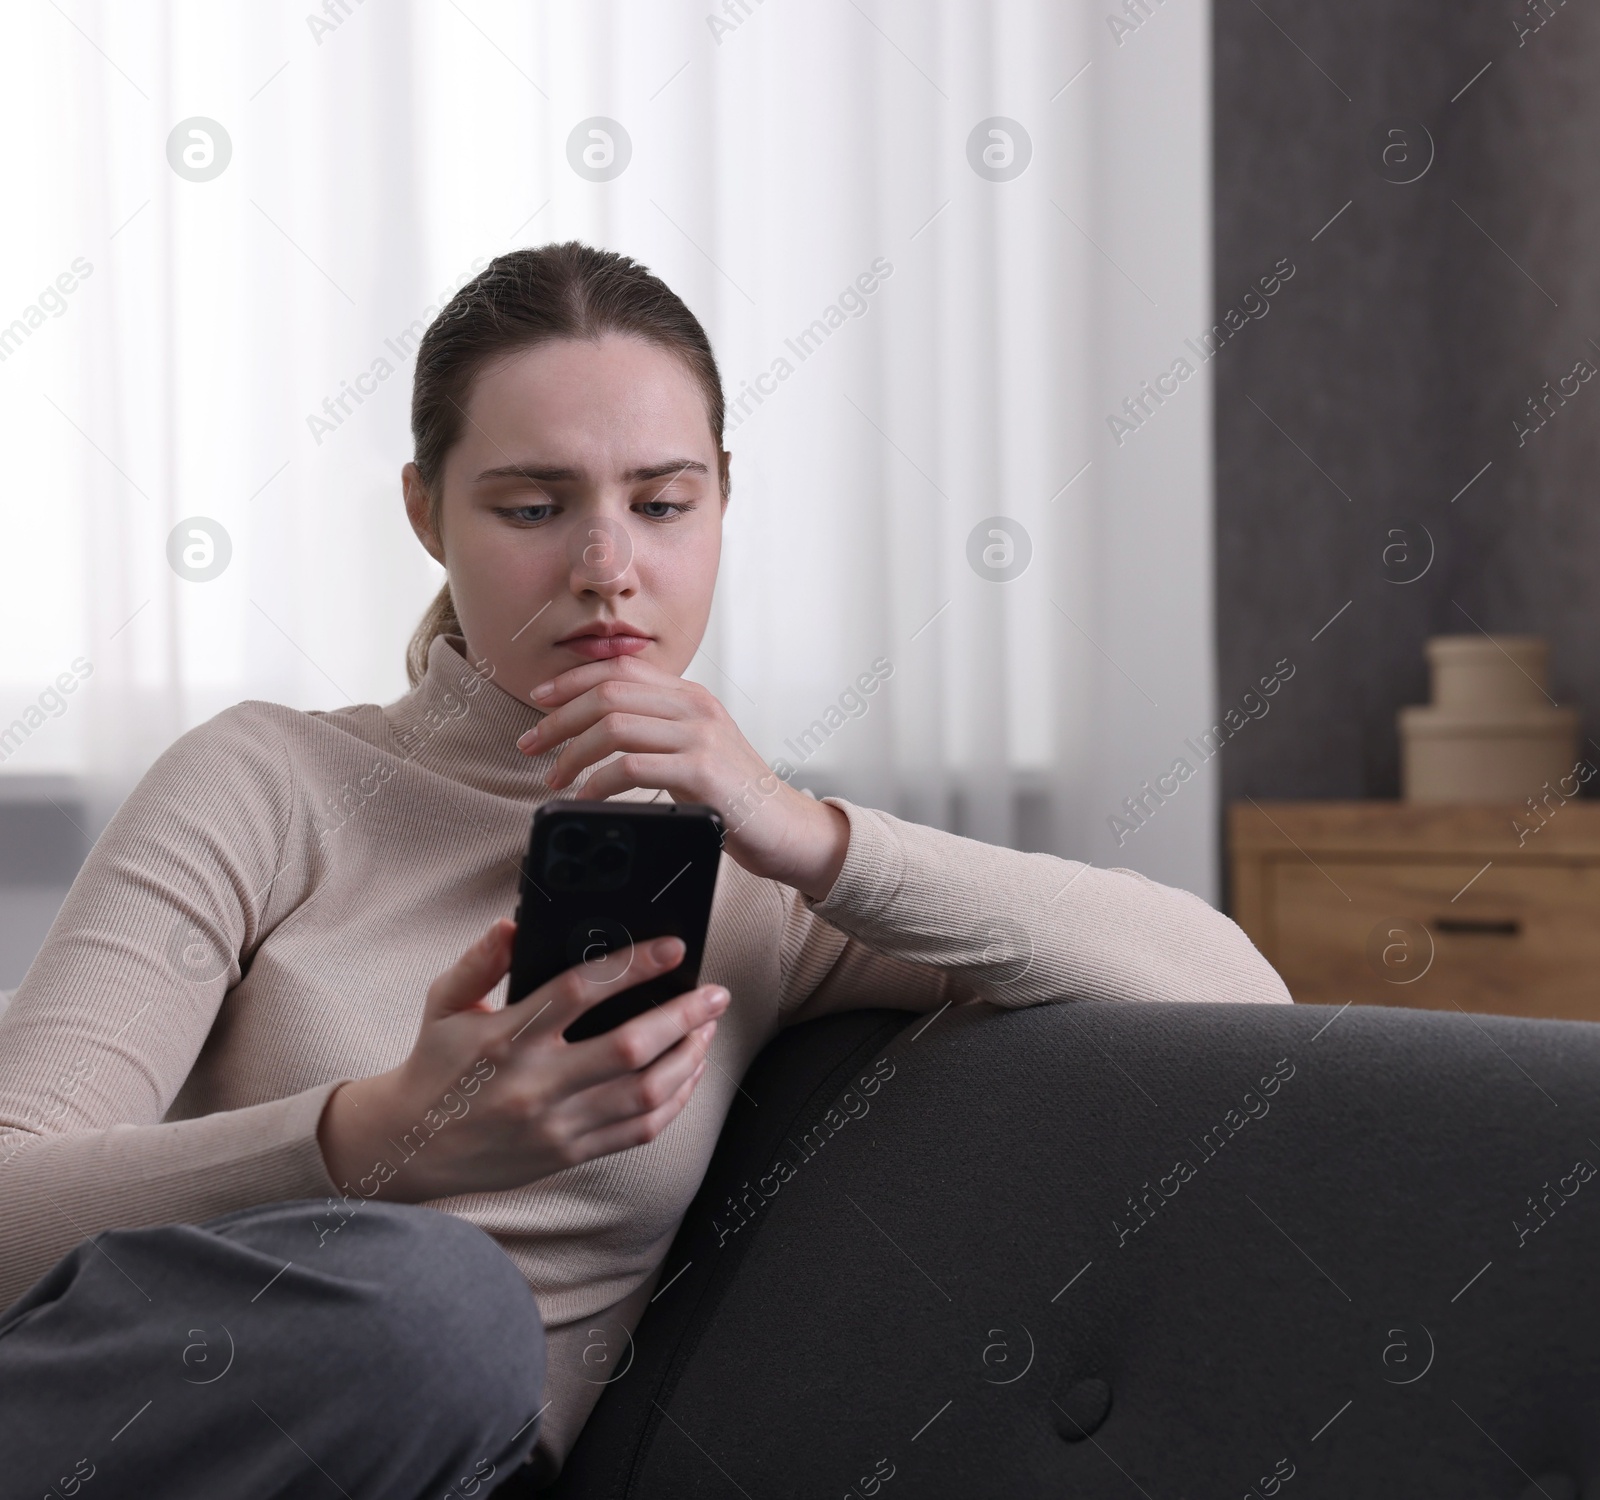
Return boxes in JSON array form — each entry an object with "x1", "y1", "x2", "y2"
[{"x1": 1398, "y1": 635, "x2": 1579, "y2": 801}]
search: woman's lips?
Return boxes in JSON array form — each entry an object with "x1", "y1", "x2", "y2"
[{"x1": 559, "y1": 634, "x2": 652, "y2": 660}]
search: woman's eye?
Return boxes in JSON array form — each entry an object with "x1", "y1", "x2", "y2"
[
  {"x1": 499, "y1": 504, "x2": 556, "y2": 524},
  {"x1": 636, "y1": 499, "x2": 691, "y2": 520}
]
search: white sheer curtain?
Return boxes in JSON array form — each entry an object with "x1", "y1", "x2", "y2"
[{"x1": 0, "y1": 0, "x2": 1219, "y2": 899}]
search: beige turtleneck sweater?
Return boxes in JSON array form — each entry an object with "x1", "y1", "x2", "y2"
[{"x1": 0, "y1": 632, "x2": 1291, "y2": 1477}]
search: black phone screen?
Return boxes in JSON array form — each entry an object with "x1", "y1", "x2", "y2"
[{"x1": 507, "y1": 801, "x2": 724, "y2": 1043}]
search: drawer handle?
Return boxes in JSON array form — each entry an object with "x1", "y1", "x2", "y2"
[{"x1": 1430, "y1": 917, "x2": 1520, "y2": 937}]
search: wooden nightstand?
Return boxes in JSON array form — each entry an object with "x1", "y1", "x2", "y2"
[{"x1": 1228, "y1": 800, "x2": 1600, "y2": 1022}]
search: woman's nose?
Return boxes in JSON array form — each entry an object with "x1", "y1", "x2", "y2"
[{"x1": 566, "y1": 515, "x2": 636, "y2": 594}]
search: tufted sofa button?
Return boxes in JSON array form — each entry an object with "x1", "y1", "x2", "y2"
[{"x1": 1052, "y1": 1376, "x2": 1113, "y2": 1441}]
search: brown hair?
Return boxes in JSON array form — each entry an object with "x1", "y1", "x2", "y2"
[{"x1": 403, "y1": 241, "x2": 728, "y2": 686}]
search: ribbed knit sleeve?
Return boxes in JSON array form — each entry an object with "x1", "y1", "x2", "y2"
[
  {"x1": 0, "y1": 704, "x2": 342, "y2": 1310},
  {"x1": 777, "y1": 796, "x2": 1292, "y2": 1025}
]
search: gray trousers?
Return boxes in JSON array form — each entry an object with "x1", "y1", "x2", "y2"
[{"x1": 0, "y1": 1199, "x2": 547, "y2": 1499}]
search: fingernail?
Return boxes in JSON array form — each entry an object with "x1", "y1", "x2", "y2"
[
  {"x1": 532, "y1": 681, "x2": 555, "y2": 699},
  {"x1": 651, "y1": 937, "x2": 681, "y2": 961},
  {"x1": 707, "y1": 988, "x2": 730, "y2": 1011},
  {"x1": 518, "y1": 728, "x2": 537, "y2": 749}
]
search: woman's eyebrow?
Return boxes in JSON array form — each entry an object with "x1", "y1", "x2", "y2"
[
  {"x1": 625, "y1": 459, "x2": 709, "y2": 481},
  {"x1": 475, "y1": 463, "x2": 579, "y2": 484},
  {"x1": 473, "y1": 459, "x2": 708, "y2": 483}
]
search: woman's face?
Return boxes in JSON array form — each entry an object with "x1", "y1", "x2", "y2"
[{"x1": 403, "y1": 333, "x2": 728, "y2": 705}]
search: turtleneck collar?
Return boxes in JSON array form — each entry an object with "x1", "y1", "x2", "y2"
[{"x1": 381, "y1": 632, "x2": 569, "y2": 802}]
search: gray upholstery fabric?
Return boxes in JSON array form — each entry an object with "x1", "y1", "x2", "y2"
[{"x1": 540, "y1": 1000, "x2": 1600, "y2": 1498}]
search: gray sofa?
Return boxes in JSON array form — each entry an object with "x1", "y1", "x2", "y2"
[{"x1": 508, "y1": 997, "x2": 1600, "y2": 1498}]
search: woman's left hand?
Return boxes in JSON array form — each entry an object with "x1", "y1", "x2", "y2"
[{"x1": 515, "y1": 657, "x2": 850, "y2": 901}]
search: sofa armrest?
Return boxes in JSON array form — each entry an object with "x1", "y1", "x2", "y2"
[{"x1": 533, "y1": 998, "x2": 1600, "y2": 1497}]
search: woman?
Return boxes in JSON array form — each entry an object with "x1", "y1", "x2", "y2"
[{"x1": 0, "y1": 242, "x2": 1291, "y2": 1497}]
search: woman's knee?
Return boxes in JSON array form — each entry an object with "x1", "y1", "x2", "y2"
[
  {"x1": 2, "y1": 1201, "x2": 546, "y2": 1496},
  {"x1": 217, "y1": 1199, "x2": 543, "y2": 1374},
  {"x1": 227, "y1": 1199, "x2": 547, "y2": 1483}
]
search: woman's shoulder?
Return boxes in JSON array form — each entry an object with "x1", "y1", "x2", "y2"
[
  {"x1": 115, "y1": 693, "x2": 404, "y2": 842},
  {"x1": 161, "y1": 692, "x2": 397, "y2": 771}
]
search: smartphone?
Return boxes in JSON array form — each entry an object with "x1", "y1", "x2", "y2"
[{"x1": 508, "y1": 801, "x2": 725, "y2": 1043}]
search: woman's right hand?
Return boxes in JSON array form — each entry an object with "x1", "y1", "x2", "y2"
[{"x1": 316, "y1": 918, "x2": 727, "y2": 1203}]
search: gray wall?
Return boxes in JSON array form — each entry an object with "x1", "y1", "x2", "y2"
[
  {"x1": 1213, "y1": 0, "x2": 1600, "y2": 833},
  {"x1": 0, "y1": 781, "x2": 92, "y2": 990}
]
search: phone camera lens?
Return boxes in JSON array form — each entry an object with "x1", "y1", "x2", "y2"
[
  {"x1": 548, "y1": 857, "x2": 586, "y2": 888},
  {"x1": 551, "y1": 822, "x2": 591, "y2": 856}
]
